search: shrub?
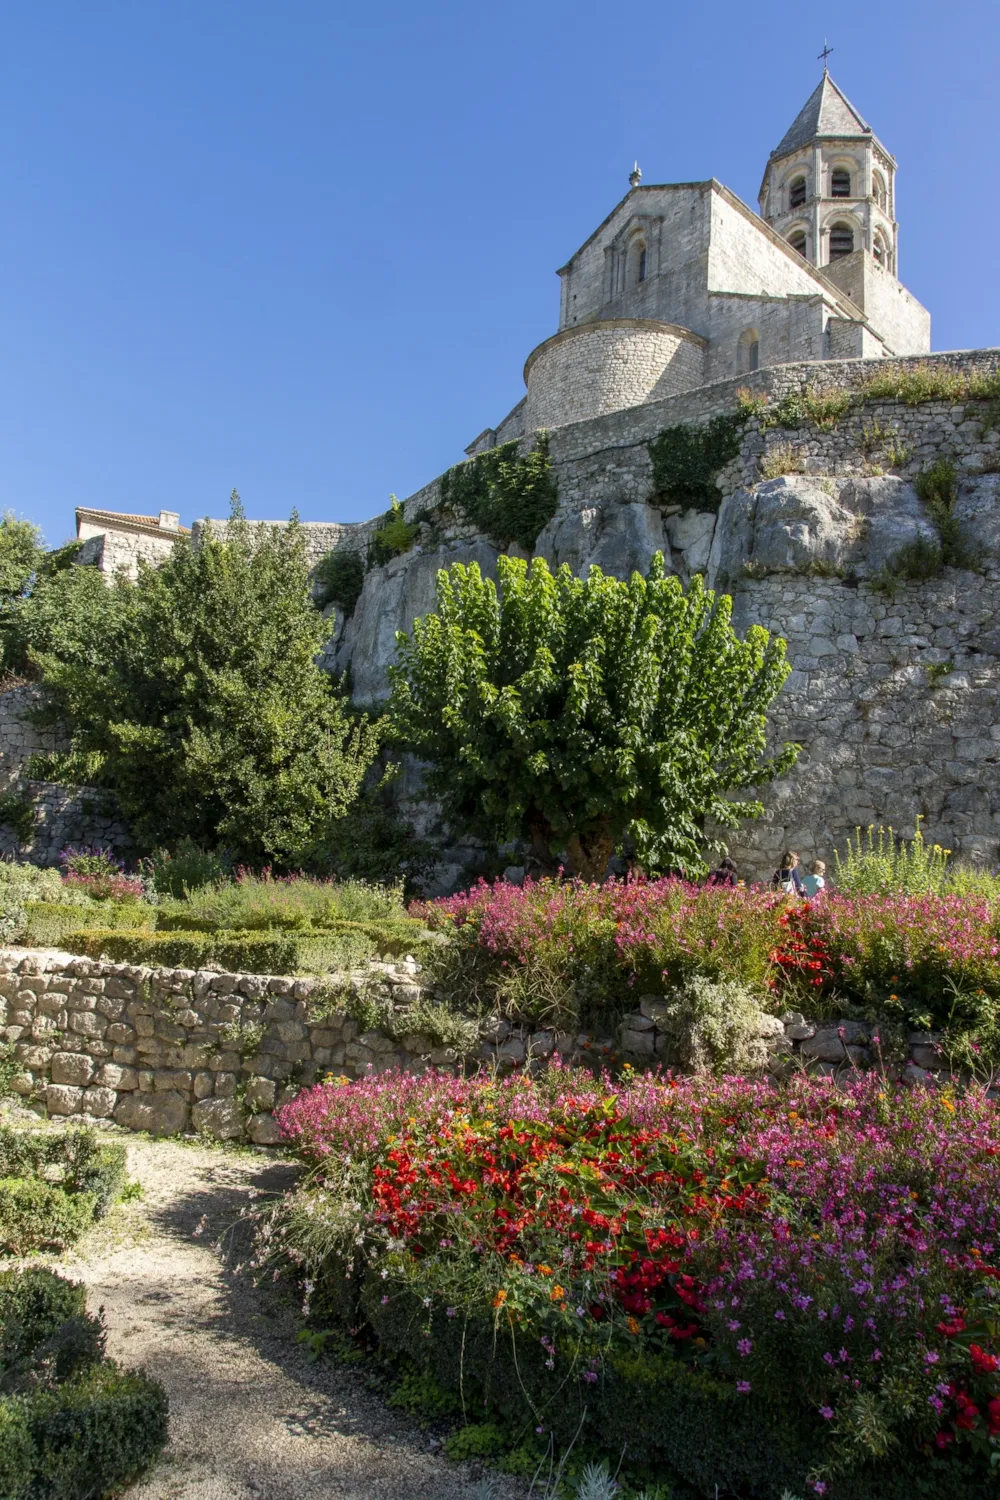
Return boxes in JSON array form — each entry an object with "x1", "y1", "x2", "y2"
[
  {"x1": 759, "y1": 442, "x2": 806, "y2": 479},
  {"x1": 23, "y1": 900, "x2": 151, "y2": 947},
  {"x1": 0, "y1": 792, "x2": 36, "y2": 848},
  {"x1": 439, "y1": 438, "x2": 558, "y2": 549},
  {"x1": 58, "y1": 846, "x2": 146, "y2": 902},
  {"x1": 20, "y1": 1359, "x2": 169, "y2": 1498},
  {"x1": 0, "y1": 1268, "x2": 88, "y2": 1376},
  {"x1": 648, "y1": 413, "x2": 745, "y2": 510},
  {"x1": 155, "y1": 869, "x2": 408, "y2": 932},
  {"x1": 62, "y1": 926, "x2": 298, "y2": 973},
  {"x1": 368, "y1": 497, "x2": 417, "y2": 568},
  {"x1": 140, "y1": 839, "x2": 230, "y2": 898},
  {"x1": 269, "y1": 1070, "x2": 1000, "y2": 1497},
  {"x1": 0, "y1": 863, "x2": 63, "y2": 903},
  {"x1": 0, "y1": 1180, "x2": 96, "y2": 1256},
  {"x1": 657, "y1": 975, "x2": 774, "y2": 1074},
  {"x1": 313, "y1": 548, "x2": 365, "y2": 616},
  {"x1": 390, "y1": 554, "x2": 797, "y2": 879}
]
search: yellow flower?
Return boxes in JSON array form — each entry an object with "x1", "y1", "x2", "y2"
[
  {"x1": 492, "y1": 1290, "x2": 507, "y2": 1309},
  {"x1": 626, "y1": 1316, "x2": 641, "y2": 1334},
  {"x1": 550, "y1": 1284, "x2": 566, "y2": 1301}
]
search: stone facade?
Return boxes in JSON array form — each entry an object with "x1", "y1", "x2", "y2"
[
  {"x1": 75, "y1": 507, "x2": 188, "y2": 579},
  {"x1": 524, "y1": 320, "x2": 707, "y2": 431}
]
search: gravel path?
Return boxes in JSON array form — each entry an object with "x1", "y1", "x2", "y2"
[{"x1": 52, "y1": 1136, "x2": 525, "y2": 1500}]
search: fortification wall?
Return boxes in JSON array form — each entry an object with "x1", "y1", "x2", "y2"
[
  {"x1": 524, "y1": 320, "x2": 707, "y2": 432},
  {"x1": 0, "y1": 685, "x2": 67, "y2": 792}
]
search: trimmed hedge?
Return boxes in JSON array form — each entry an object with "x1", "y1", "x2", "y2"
[
  {"x1": 0, "y1": 1181, "x2": 95, "y2": 1257},
  {"x1": 17, "y1": 1360, "x2": 168, "y2": 1500},
  {"x1": 0, "y1": 1130, "x2": 126, "y2": 1222},
  {"x1": 0, "y1": 1270, "x2": 168, "y2": 1500},
  {"x1": 64, "y1": 920, "x2": 434, "y2": 974}
]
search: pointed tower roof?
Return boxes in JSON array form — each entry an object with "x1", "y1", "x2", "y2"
[{"x1": 771, "y1": 73, "x2": 871, "y2": 160}]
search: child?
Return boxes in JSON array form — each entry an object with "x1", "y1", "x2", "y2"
[{"x1": 800, "y1": 859, "x2": 826, "y2": 899}]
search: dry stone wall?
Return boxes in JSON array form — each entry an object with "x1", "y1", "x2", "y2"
[{"x1": 1, "y1": 947, "x2": 977, "y2": 1147}]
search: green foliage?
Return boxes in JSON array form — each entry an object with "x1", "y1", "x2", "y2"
[
  {"x1": 0, "y1": 863, "x2": 63, "y2": 903},
  {"x1": 0, "y1": 1180, "x2": 96, "y2": 1256},
  {"x1": 832, "y1": 820, "x2": 952, "y2": 896},
  {"x1": 139, "y1": 838, "x2": 230, "y2": 898},
  {"x1": 647, "y1": 413, "x2": 744, "y2": 511},
  {"x1": 657, "y1": 975, "x2": 774, "y2": 1075},
  {"x1": 913, "y1": 458, "x2": 975, "y2": 568},
  {"x1": 368, "y1": 497, "x2": 417, "y2": 568},
  {"x1": 0, "y1": 555, "x2": 126, "y2": 682},
  {"x1": 34, "y1": 495, "x2": 381, "y2": 864},
  {"x1": 304, "y1": 779, "x2": 435, "y2": 895},
  {"x1": 855, "y1": 363, "x2": 1000, "y2": 407},
  {"x1": 439, "y1": 438, "x2": 558, "y2": 549},
  {"x1": 0, "y1": 515, "x2": 44, "y2": 615},
  {"x1": 759, "y1": 442, "x2": 806, "y2": 480},
  {"x1": 0, "y1": 1129, "x2": 127, "y2": 1223},
  {"x1": 0, "y1": 1267, "x2": 167, "y2": 1500},
  {"x1": 155, "y1": 870, "x2": 408, "y2": 930},
  {"x1": 313, "y1": 548, "x2": 365, "y2": 616},
  {"x1": 0, "y1": 792, "x2": 35, "y2": 847},
  {"x1": 18, "y1": 1359, "x2": 169, "y2": 1499},
  {"x1": 23, "y1": 900, "x2": 150, "y2": 948},
  {"x1": 389, "y1": 553, "x2": 797, "y2": 878}
]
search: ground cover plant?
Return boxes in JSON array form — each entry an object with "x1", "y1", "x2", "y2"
[
  {"x1": 267, "y1": 1068, "x2": 1000, "y2": 1499},
  {"x1": 0, "y1": 1127, "x2": 127, "y2": 1255},
  {"x1": 0, "y1": 1266, "x2": 167, "y2": 1499}
]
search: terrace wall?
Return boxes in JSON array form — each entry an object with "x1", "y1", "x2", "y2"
[{"x1": 0, "y1": 947, "x2": 965, "y2": 1143}]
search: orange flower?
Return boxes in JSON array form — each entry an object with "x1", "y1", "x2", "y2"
[
  {"x1": 492, "y1": 1290, "x2": 507, "y2": 1308},
  {"x1": 626, "y1": 1316, "x2": 641, "y2": 1334},
  {"x1": 550, "y1": 1284, "x2": 565, "y2": 1301},
  {"x1": 538, "y1": 1264, "x2": 552, "y2": 1276}
]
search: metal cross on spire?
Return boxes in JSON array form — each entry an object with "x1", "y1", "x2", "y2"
[{"x1": 818, "y1": 40, "x2": 834, "y2": 71}]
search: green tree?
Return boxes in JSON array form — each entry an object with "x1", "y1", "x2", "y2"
[
  {"x1": 389, "y1": 553, "x2": 798, "y2": 879},
  {"x1": 0, "y1": 514, "x2": 44, "y2": 611},
  {"x1": 37, "y1": 497, "x2": 381, "y2": 863}
]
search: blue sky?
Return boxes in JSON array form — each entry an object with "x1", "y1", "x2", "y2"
[{"x1": 1, "y1": 0, "x2": 996, "y2": 547}]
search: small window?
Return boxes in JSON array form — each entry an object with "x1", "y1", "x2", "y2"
[
  {"x1": 873, "y1": 231, "x2": 891, "y2": 271},
  {"x1": 829, "y1": 223, "x2": 855, "y2": 260},
  {"x1": 738, "y1": 328, "x2": 760, "y2": 375},
  {"x1": 789, "y1": 176, "x2": 807, "y2": 209},
  {"x1": 788, "y1": 229, "x2": 807, "y2": 258},
  {"x1": 872, "y1": 171, "x2": 887, "y2": 210},
  {"x1": 831, "y1": 168, "x2": 851, "y2": 198},
  {"x1": 638, "y1": 247, "x2": 647, "y2": 283}
]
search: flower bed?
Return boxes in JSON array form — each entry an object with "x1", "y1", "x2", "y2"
[
  {"x1": 414, "y1": 877, "x2": 1000, "y2": 1048},
  {"x1": 273, "y1": 1067, "x2": 1000, "y2": 1498}
]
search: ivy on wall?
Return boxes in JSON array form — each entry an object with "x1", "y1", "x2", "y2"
[
  {"x1": 439, "y1": 438, "x2": 558, "y2": 550},
  {"x1": 648, "y1": 413, "x2": 746, "y2": 512}
]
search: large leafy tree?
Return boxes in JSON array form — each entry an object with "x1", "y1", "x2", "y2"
[
  {"x1": 389, "y1": 552, "x2": 798, "y2": 878},
  {"x1": 36, "y1": 499, "x2": 381, "y2": 863}
]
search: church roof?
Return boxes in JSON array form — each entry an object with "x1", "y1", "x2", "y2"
[{"x1": 771, "y1": 72, "x2": 871, "y2": 159}]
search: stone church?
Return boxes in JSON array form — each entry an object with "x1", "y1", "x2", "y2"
[{"x1": 467, "y1": 70, "x2": 930, "y2": 454}]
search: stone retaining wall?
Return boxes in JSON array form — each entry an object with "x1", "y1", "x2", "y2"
[{"x1": 0, "y1": 947, "x2": 977, "y2": 1148}]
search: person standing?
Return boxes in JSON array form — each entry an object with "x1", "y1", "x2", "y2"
[
  {"x1": 772, "y1": 850, "x2": 804, "y2": 895},
  {"x1": 800, "y1": 859, "x2": 827, "y2": 899},
  {"x1": 706, "y1": 856, "x2": 738, "y2": 887}
]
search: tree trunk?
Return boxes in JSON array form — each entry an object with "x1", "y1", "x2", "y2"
[{"x1": 565, "y1": 818, "x2": 615, "y2": 883}]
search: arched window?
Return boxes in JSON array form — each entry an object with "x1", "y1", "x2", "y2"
[
  {"x1": 789, "y1": 176, "x2": 807, "y2": 209},
  {"x1": 737, "y1": 328, "x2": 760, "y2": 375},
  {"x1": 873, "y1": 230, "x2": 891, "y2": 271},
  {"x1": 788, "y1": 229, "x2": 807, "y2": 258},
  {"x1": 831, "y1": 168, "x2": 851, "y2": 198},
  {"x1": 872, "y1": 171, "x2": 887, "y2": 210},
  {"x1": 829, "y1": 222, "x2": 855, "y2": 260},
  {"x1": 629, "y1": 239, "x2": 647, "y2": 287}
]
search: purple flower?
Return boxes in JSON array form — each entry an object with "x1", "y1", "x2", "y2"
[
  {"x1": 818, "y1": 1406, "x2": 834, "y2": 1420},
  {"x1": 737, "y1": 1338, "x2": 753, "y2": 1357},
  {"x1": 736, "y1": 1381, "x2": 751, "y2": 1394}
]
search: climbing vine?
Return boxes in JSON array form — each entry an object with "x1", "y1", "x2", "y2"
[
  {"x1": 313, "y1": 550, "x2": 365, "y2": 618},
  {"x1": 648, "y1": 412, "x2": 745, "y2": 511},
  {"x1": 439, "y1": 438, "x2": 558, "y2": 550}
]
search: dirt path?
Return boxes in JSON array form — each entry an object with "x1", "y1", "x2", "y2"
[{"x1": 53, "y1": 1136, "x2": 524, "y2": 1500}]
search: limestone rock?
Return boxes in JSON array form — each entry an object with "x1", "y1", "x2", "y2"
[
  {"x1": 534, "y1": 506, "x2": 604, "y2": 573},
  {"x1": 336, "y1": 540, "x2": 501, "y2": 701},
  {"x1": 50, "y1": 1051, "x2": 95, "y2": 1087},
  {"x1": 191, "y1": 1097, "x2": 244, "y2": 1141},
  {"x1": 665, "y1": 509, "x2": 716, "y2": 573},
  {"x1": 585, "y1": 502, "x2": 667, "y2": 578},
  {"x1": 82, "y1": 1086, "x2": 118, "y2": 1117},
  {"x1": 46, "y1": 1084, "x2": 83, "y2": 1115},
  {"x1": 839, "y1": 476, "x2": 937, "y2": 575},
  {"x1": 114, "y1": 1091, "x2": 189, "y2": 1136},
  {"x1": 247, "y1": 1112, "x2": 282, "y2": 1146}
]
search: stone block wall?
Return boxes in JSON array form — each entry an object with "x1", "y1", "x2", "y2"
[
  {"x1": 524, "y1": 320, "x2": 707, "y2": 432},
  {"x1": 1, "y1": 947, "x2": 978, "y2": 1149},
  {"x1": 0, "y1": 685, "x2": 67, "y2": 792}
]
